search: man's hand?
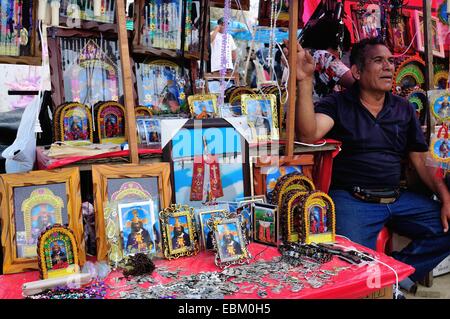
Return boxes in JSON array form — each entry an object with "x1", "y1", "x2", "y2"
[
  {"x1": 283, "y1": 40, "x2": 315, "y2": 82},
  {"x1": 441, "y1": 201, "x2": 450, "y2": 232}
]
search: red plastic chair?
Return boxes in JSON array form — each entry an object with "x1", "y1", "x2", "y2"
[{"x1": 376, "y1": 226, "x2": 392, "y2": 255}]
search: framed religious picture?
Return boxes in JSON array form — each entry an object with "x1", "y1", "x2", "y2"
[
  {"x1": 428, "y1": 89, "x2": 450, "y2": 123},
  {"x1": 252, "y1": 155, "x2": 314, "y2": 200},
  {"x1": 53, "y1": 102, "x2": 93, "y2": 145},
  {"x1": 413, "y1": 10, "x2": 445, "y2": 58},
  {"x1": 160, "y1": 204, "x2": 199, "y2": 259},
  {"x1": 94, "y1": 101, "x2": 127, "y2": 144},
  {"x1": 133, "y1": 0, "x2": 205, "y2": 55},
  {"x1": 258, "y1": 0, "x2": 303, "y2": 28},
  {"x1": 195, "y1": 205, "x2": 229, "y2": 250},
  {"x1": 37, "y1": 224, "x2": 80, "y2": 279},
  {"x1": 58, "y1": 0, "x2": 116, "y2": 28},
  {"x1": 136, "y1": 117, "x2": 161, "y2": 148},
  {"x1": 241, "y1": 94, "x2": 279, "y2": 143},
  {"x1": 406, "y1": 88, "x2": 427, "y2": 125},
  {"x1": 211, "y1": 217, "x2": 251, "y2": 268},
  {"x1": 47, "y1": 33, "x2": 123, "y2": 109},
  {"x1": 135, "y1": 59, "x2": 190, "y2": 115},
  {"x1": 0, "y1": 168, "x2": 85, "y2": 274},
  {"x1": 253, "y1": 203, "x2": 278, "y2": 247},
  {"x1": 162, "y1": 118, "x2": 250, "y2": 208},
  {"x1": 235, "y1": 195, "x2": 266, "y2": 241},
  {"x1": 0, "y1": 0, "x2": 41, "y2": 65},
  {"x1": 92, "y1": 163, "x2": 172, "y2": 262},
  {"x1": 351, "y1": 3, "x2": 382, "y2": 42},
  {"x1": 430, "y1": 135, "x2": 450, "y2": 163},
  {"x1": 135, "y1": 106, "x2": 153, "y2": 118},
  {"x1": 118, "y1": 200, "x2": 158, "y2": 256},
  {"x1": 302, "y1": 191, "x2": 336, "y2": 244},
  {"x1": 188, "y1": 94, "x2": 218, "y2": 119},
  {"x1": 387, "y1": 12, "x2": 414, "y2": 55}
]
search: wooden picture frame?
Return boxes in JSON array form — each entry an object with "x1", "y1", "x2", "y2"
[
  {"x1": 162, "y1": 118, "x2": 251, "y2": 207},
  {"x1": 253, "y1": 155, "x2": 315, "y2": 198},
  {"x1": 414, "y1": 10, "x2": 445, "y2": 58},
  {"x1": 212, "y1": 216, "x2": 251, "y2": 268},
  {"x1": 94, "y1": 101, "x2": 127, "y2": 144},
  {"x1": 188, "y1": 94, "x2": 218, "y2": 119},
  {"x1": 47, "y1": 29, "x2": 123, "y2": 110},
  {"x1": 37, "y1": 224, "x2": 80, "y2": 279},
  {"x1": 53, "y1": 102, "x2": 94, "y2": 145},
  {"x1": 350, "y1": 3, "x2": 382, "y2": 42},
  {"x1": 92, "y1": 163, "x2": 172, "y2": 261},
  {"x1": 258, "y1": 0, "x2": 303, "y2": 28},
  {"x1": 160, "y1": 204, "x2": 199, "y2": 259},
  {"x1": 0, "y1": 0, "x2": 42, "y2": 65},
  {"x1": 134, "y1": 59, "x2": 190, "y2": 115},
  {"x1": 0, "y1": 168, "x2": 85, "y2": 274},
  {"x1": 241, "y1": 94, "x2": 279, "y2": 143}
]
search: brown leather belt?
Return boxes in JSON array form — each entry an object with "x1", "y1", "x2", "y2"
[{"x1": 351, "y1": 186, "x2": 401, "y2": 204}]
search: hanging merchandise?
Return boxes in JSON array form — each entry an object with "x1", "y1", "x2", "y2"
[
  {"x1": 392, "y1": 55, "x2": 425, "y2": 97},
  {"x1": 428, "y1": 123, "x2": 450, "y2": 171}
]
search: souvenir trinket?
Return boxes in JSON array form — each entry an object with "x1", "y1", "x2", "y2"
[
  {"x1": 54, "y1": 102, "x2": 93, "y2": 145},
  {"x1": 253, "y1": 203, "x2": 278, "y2": 246},
  {"x1": 241, "y1": 94, "x2": 279, "y2": 143},
  {"x1": 37, "y1": 224, "x2": 80, "y2": 279},
  {"x1": 94, "y1": 101, "x2": 127, "y2": 144},
  {"x1": 188, "y1": 94, "x2": 218, "y2": 119},
  {"x1": 429, "y1": 89, "x2": 450, "y2": 123},
  {"x1": 392, "y1": 55, "x2": 425, "y2": 96}
]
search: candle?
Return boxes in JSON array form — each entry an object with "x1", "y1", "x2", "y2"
[
  {"x1": 50, "y1": 1, "x2": 60, "y2": 26},
  {"x1": 38, "y1": 0, "x2": 47, "y2": 21},
  {"x1": 94, "y1": 0, "x2": 101, "y2": 16}
]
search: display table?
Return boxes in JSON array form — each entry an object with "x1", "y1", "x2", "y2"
[{"x1": 0, "y1": 237, "x2": 414, "y2": 299}]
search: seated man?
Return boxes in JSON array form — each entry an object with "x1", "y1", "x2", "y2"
[{"x1": 290, "y1": 37, "x2": 450, "y2": 286}]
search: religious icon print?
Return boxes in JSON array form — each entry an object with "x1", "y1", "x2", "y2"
[
  {"x1": 168, "y1": 214, "x2": 192, "y2": 253},
  {"x1": 253, "y1": 203, "x2": 277, "y2": 246}
]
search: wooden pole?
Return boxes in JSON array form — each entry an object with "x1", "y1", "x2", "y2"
[
  {"x1": 116, "y1": 0, "x2": 139, "y2": 163},
  {"x1": 423, "y1": 0, "x2": 435, "y2": 140},
  {"x1": 285, "y1": 0, "x2": 299, "y2": 156}
]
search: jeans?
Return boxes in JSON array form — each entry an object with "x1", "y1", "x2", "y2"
[{"x1": 329, "y1": 189, "x2": 450, "y2": 281}]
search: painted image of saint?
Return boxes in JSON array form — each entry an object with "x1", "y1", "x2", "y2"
[
  {"x1": 255, "y1": 207, "x2": 275, "y2": 243},
  {"x1": 105, "y1": 114, "x2": 120, "y2": 138},
  {"x1": 195, "y1": 101, "x2": 215, "y2": 119},
  {"x1": 145, "y1": 120, "x2": 161, "y2": 143},
  {"x1": 309, "y1": 205, "x2": 328, "y2": 234},
  {"x1": 50, "y1": 240, "x2": 68, "y2": 269},
  {"x1": 66, "y1": 115, "x2": 87, "y2": 141},
  {"x1": 170, "y1": 217, "x2": 191, "y2": 250},
  {"x1": 200, "y1": 211, "x2": 224, "y2": 249},
  {"x1": 439, "y1": 139, "x2": 450, "y2": 158},
  {"x1": 436, "y1": 97, "x2": 450, "y2": 119},
  {"x1": 124, "y1": 208, "x2": 155, "y2": 254},
  {"x1": 31, "y1": 204, "x2": 56, "y2": 241},
  {"x1": 219, "y1": 224, "x2": 242, "y2": 259},
  {"x1": 248, "y1": 100, "x2": 272, "y2": 137}
]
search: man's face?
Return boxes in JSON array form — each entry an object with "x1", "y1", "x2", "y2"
[
  {"x1": 355, "y1": 44, "x2": 395, "y2": 93},
  {"x1": 218, "y1": 22, "x2": 225, "y2": 33}
]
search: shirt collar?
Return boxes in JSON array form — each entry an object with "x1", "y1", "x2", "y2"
[{"x1": 346, "y1": 82, "x2": 394, "y2": 108}]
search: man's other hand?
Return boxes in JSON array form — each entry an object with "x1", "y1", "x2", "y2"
[{"x1": 283, "y1": 40, "x2": 315, "y2": 82}]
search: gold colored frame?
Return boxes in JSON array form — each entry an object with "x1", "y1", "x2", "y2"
[
  {"x1": 430, "y1": 137, "x2": 450, "y2": 163},
  {"x1": 55, "y1": 102, "x2": 94, "y2": 145},
  {"x1": 160, "y1": 204, "x2": 199, "y2": 259},
  {"x1": 0, "y1": 168, "x2": 85, "y2": 274},
  {"x1": 303, "y1": 192, "x2": 336, "y2": 244},
  {"x1": 92, "y1": 163, "x2": 172, "y2": 261},
  {"x1": 38, "y1": 225, "x2": 80, "y2": 279},
  {"x1": 212, "y1": 217, "x2": 251, "y2": 268},
  {"x1": 241, "y1": 94, "x2": 279, "y2": 142},
  {"x1": 429, "y1": 90, "x2": 450, "y2": 122},
  {"x1": 95, "y1": 101, "x2": 127, "y2": 144},
  {"x1": 187, "y1": 94, "x2": 218, "y2": 119},
  {"x1": 135, "y1": 106, "x2": 153, "y2": 118}
]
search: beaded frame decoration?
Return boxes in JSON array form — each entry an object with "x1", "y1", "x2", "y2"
[
  {"x1": 392, "y1": 56, "x2": 425, "y2": 96},
  {"x1": 94, "y1": 101, "x2": 127, "y2": 144},
  {"x1": 188, "y1": 94, "x2": 218, "y2": 119},
  {"x1": 413, "y1": 10, "x2": 445, "y2": 58},
  {"x1": 53, "y1": 102, "x2": 93, "y2": 145},
  {"x1": 211, "y1": 217, "x2": 251, "y2": 268},
  {"x1": 135, "y1": 106, "x2": 153, "y2": 118},
  {"x1": 37, "y1": 224, "x2": 80, "y2": 280},
  {"x1": 429, "y1": 89, "x2": 450, "y2": 123},
  {"x1": 434, "y1": 70, "x2": 449, "y2": 90},
  {"x1": 241, "y1": 94, "x2": 279, "y2": 143},
  {"x1": 269, "y1": 172, "x2": 315, "y2": 205},
  {"x1": 160, "y1": 204, "x2": 199, "y2": 260},
  {"x1": 301, "y1": 191, "x2": 336, "y2": 244},
  {"x1": 228, "y1": 87, "x2": 255, "y2": 106},
  {"x1": 0, "y1": 168, "x2": 85, "y2": 274},
  {"x1": 406, "y1": 88, "x2": 427, "y2": 122},
  {"x1": 252, "y1": 202, "x2": 278, "y2": 247},
  {"x1": 92, "y1": 163, "x2": 172, "y2": 262},
  {"x1": 283, "y1": 190, "x2": 307, "y2": 243}
]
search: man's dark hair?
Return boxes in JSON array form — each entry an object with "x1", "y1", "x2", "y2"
[
  {"x1": 217, "y1": 17, "x2": 225, "y2": 25},
  {"x1": 301, "y1": 18, "x2": 351, "y2": 52},
  {"x1": 350, "y1": 37, "x2": 389, "y2": 70}
]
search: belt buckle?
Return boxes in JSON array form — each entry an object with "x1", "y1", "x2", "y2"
[{"x1": 379, "y1": 197, "x2": 396, "y2": 204}]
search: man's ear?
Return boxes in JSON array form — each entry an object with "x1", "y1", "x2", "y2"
[{"x1": 351, "y1": 64, "x2": 361, "y2": 81}]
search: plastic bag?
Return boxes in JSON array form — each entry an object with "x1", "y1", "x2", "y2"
[{"x1": 1, "y1": 93, "x2": 43, "y2": 173}]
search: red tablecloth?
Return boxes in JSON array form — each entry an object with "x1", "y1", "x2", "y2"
[
  {"x1": 36, "y1": 146, "x2": 163, "y2": 170},
  {"x1": 0, "y1": 237, "x2": 414, "y2": 299}
]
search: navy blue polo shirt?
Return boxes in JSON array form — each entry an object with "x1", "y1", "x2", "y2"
[{"x1": 315, "y1": 83, "x2": 428, "y2": 189}]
